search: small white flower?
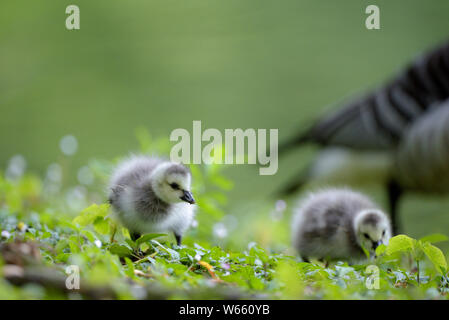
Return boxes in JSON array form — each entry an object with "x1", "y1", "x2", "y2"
[
  {"x1": 77, "y1": 166, "x2": 94, "y2": 185},
  {"x1": 94, "y1": 240, "x2": 102, "y2": 248},
  {"x1": 247, "y1": 241, "x2": 257, "y2": 250},
  {"x1": 275, "y1": 199, "x2": 287, "y2": 212},
  {"x1": 60, "y1": 135, "x2": 78, "y2": 156},
  {"x1": 220, "y1": 263, "x2": 230, "y2": 270},
  {"x1": 17, "y1": 222, "x2": 27, "y2": 232},
  {"x1": 65, "y1": 186, "x2": 87, "y2": 212},
  {"x1": 5, "y1": 155, "x2": 27, "y2": 180},
  {"x1": 1, "y1": 230, "x2": 11, "y2": 239},
  {"x1": 46, "y1": 163, "x2": 63, "y2": 183},
  {"x1": 213, "y1": 223, "x2": 228, "y2": 239},
  {"x1": 270, "y1": 200, "x2": 287, "y2": 221}
]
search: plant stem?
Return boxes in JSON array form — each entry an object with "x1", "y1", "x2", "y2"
[{"x1": 416, "y1": 260, "x2": 420, "y2": 285}]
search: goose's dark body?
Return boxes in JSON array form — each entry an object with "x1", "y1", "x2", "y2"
[{"x1": 289, "y1": 41, "x2": 449, "y2": 151}]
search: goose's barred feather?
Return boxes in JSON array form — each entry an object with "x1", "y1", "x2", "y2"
[{"x1": 293, "y1": 41, "x2": 449, "y2": 151}]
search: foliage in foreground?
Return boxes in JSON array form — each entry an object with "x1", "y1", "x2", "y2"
[{"x1": 0, "y1": 132, "x2": 448, "y2": 299}]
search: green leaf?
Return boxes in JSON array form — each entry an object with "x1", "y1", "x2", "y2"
[
  {"x1": 73, "y1": 203, "x2": 110, "y2": 226},
  {"x1": 80, "y1": 229, "x2": 96, "y2": 243},
  {"x1": 59, "y1": 220, "x2": 80, "y2": 231},
  {"x1": 375, "y1": 243, "x2": 387, "y2": 256},
  {"x1": 135, "y1": 233, "x2": 166, "y2": 247},
  {"x1": 121, "y1": 227, "x2": 131, "y2": 238},
  {"x1": 166, "y1": 247, "x2": 180, "y2": 260},
  {"x1": 151, "y1": 240, "x2": 180, "y2": 260},
  {"x1": 419, "y1": 233, "x2": 449, "y2": 244},
  {"x1": 109, "y1": 244, "x2": 133, "y2": 257},
  {"x1": 55, "y1": 238, "x2": 69, "y2": 252},
  {"x1": 55, "y1": 253, "x2": 70, "y2": 263},
  {"x1": 386, "y1": 235, "x2": 415, "y2": 255},
  {"x1": 125, "y1": 239, "x2": 136, "y2": 250},
  {"x1": 93, "y1": 216, "x2": 110, "y2": 235},
  {"x1": 361, "y1": 245, "x2": 370, "y2": 259},
  {"x1": 422, "y1": 242, "x2": 447, "y2": 272},
  {"x1": 140, "y1": 243, "x2": 150, "y2": 252},
  {"x1": 124, "y1": 257, "x2": 135, "y2": 278},
  {"x1": 41, "y1": 231, "x2": 52, "y2": 239},
  {"x1": 68, "y1": 235, "x2": 80, "y2": 253}
]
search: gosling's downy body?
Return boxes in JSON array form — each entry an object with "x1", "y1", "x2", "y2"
[
  {"x1": 108, "y1": 155, "x2": 196, "y2": 245},
  {"x1": 292, "y1": 188, "x2": 391, "y2": 262}
]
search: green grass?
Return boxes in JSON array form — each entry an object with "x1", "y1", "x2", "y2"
[
  {"x1": 1, "y1": 1, "x2": 449, "y2": 243},
  {"x1": 0, "y1": 137, "x2": 448, "y2": 299},
  {"x1": 1, "y1": 1, "x2": 449, "y2": 299}
]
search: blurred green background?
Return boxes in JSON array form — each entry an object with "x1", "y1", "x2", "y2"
[{"x1": 1, "y1": 1, "x2": 449, "y2": 249}]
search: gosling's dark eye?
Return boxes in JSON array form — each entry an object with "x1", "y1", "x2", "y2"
[
  {"x1": 363, "y1": 233, "x2": 370, "y2": 240},
  {"x1": 169, "y1": 183, "x2": 179, "y2": 190},
  {"x1": 382, "y1": 230, "x2": 386, "y2": 236}
]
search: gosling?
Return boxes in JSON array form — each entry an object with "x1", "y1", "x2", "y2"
[
  {"x1": 291, "y1": 188, "x2": 391, "y2": 262},
  {"x1": 108, "y1": 155, "x2": 196, "y2": 245}
]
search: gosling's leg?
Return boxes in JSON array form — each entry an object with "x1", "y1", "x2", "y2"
[
  {"x1": 109, "y1": 224, "x2": 117, "y2": 243},
  {"x1": 387, "y1": 179, "x2": 403, "y2": 235},
  {"x1": 130, "y1": 232, "x2": 141, "y2": 242},
  {"x1": 174, "y1": 233, "x2": 182, "y2": 246}
]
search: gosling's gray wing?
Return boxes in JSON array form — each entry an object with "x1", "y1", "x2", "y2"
[
  {"x1": 113, "y1": 156, "x2": 164, "y2": 188},
  {"x1": 132, "y1": 184, "x2": 170, "y2": 221},
  {"x1": 299, "y1": 204, "x2": 363, "y2": 259},
  {"x1": 108, "y1": 156, "x2": 165, "y2": 207},
  {"x1": 300, "y1": 195, "x2": 353, "y2": 239}
]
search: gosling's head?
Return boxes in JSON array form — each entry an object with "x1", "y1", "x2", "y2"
[
  {"x1": 354, "y1": 209, "x2": 391, "y2": 252},
  {"x1": 150, "y1": 162, "x2": 195, "y2": 205}
]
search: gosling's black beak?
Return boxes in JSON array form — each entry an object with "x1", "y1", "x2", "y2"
[
  {"x1": 372, "y1": 240, "x2": 382, "y2": 250},
  {"x1": 180, "y1": 190, "x2": 195, "y2": 204}
]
